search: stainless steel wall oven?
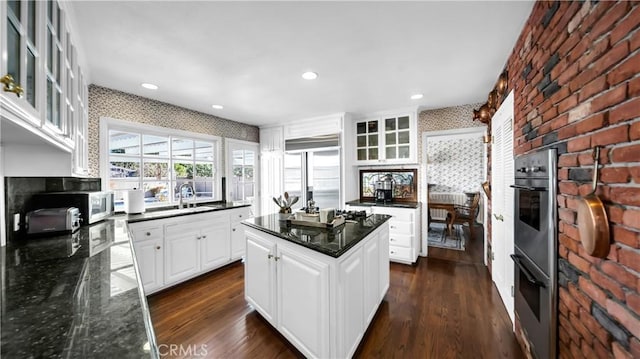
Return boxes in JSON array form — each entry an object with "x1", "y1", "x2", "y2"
[{"x1": 510, "y1": 149, "x2": 557, "y2": 359}]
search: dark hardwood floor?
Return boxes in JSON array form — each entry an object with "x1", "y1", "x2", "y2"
[
  {"x1": 148, "y1": 229, "x2": 523, "y2": 359},
  {"x1": 427, "y1": 223, "x2": 484, "y2": 264}
]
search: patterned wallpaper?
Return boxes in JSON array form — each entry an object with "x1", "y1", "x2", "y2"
[
  {"x1": 417, "y1": 103, "x2": 485, "y2": 164},
  {"x1": 87, "y1": 85, "x2": 259, "y2": 177},
  {"x1": 425, "y1": 136, "x2": 484, "y2": 193}
]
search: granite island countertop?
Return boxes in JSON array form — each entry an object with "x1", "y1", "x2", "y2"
[
  {"x1": 345, "y1": 199, "x2": 421, "y2": 209},
  {"x1": 0, "y1": 202, "x2": 250, "y2": 358},
  {"x1": 242, "y1": 213, "x2": 391, "y2": 258}
]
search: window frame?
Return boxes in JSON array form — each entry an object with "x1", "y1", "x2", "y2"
[{"x1": 100, "y1": 117, "x2": 221, "y2": 211}]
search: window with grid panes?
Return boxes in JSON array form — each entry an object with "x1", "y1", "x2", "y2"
[{"x1": 107, "y1": 126, "x2": 218, "y2": 211}]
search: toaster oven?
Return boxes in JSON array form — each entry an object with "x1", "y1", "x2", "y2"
[{"x1": 26, "y1": 207, "x2": 81, "y2": 235}]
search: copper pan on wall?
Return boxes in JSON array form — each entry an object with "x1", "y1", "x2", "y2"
[{"x1": 576, "y1": 146, "x2": 610, "y2": 258}]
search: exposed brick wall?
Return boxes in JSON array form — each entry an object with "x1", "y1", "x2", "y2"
[{"x1": 495, "y1": 1, "x2": 640, "y2": 358}]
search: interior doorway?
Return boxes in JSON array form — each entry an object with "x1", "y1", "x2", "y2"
[{"x1": 421, "y1": 127, "x2": 487, "y2": 264}]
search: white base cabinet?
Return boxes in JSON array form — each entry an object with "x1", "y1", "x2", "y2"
[
  {"x1": 230, "y1": 206, "x2": 252, "y2": 260},
  {"x1": 129, "y1": 207, "x2": 251, "y2": 295},
  {"x1": 244, "y1": 222, "x2": 389, "y2": 359},
  {"x1": 346, "y1": 204, "x2": 420, "y2": 265}
]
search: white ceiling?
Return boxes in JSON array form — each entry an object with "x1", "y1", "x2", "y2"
[{"x1": 70, "y1": 1, "x2": 533, "y2": 127}]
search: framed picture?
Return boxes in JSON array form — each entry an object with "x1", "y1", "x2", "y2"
[{"x1": 359, "y1": 168, "x2": 417, "y2": 202}]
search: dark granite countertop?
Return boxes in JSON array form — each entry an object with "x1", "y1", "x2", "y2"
[
  {"x1": 1, "y1": 219, "x2": 157, "y2": 358},
  {"x1": 345, "y1": 199, "x2": 421, "y2": 209},
  {"x1": 242, "y1": 213, "x2": 391, "y2": 258},
  {"x1": 118, "y1": 202, "x2": 251, "y2": 223}
]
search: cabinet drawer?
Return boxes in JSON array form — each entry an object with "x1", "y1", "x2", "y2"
[
  {"x1": 389, "y1": 246, "x2": 412, "y2": 260},
  {"x1": 131, "y1": 226, "x2": 162, "y2": 241},
  {"x1": 388, "y1": 220, "x2": 413, "y2": 236},
  {"x1": 231, "y1": 207, "x2": 252, "y2": 222},
  {"x1": 388, "y1": 234, "x2": 412, "y2": 248},
  {"x1": 373, "y1": 207, "x2": 415, "y2": 222}
]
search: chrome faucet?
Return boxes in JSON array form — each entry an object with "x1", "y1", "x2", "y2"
[{"x1": 178, "y1": 182, "x2": 196, "y2": 209}]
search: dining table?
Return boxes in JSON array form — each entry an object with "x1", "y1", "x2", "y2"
[{"x1": 428, "y1": 202, "x2": 457, "y2": 236}]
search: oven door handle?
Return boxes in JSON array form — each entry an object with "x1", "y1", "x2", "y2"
[
  {"x1": 510, "y1": 184, "x2": 547, "y2": 191},
  {"x1": 510, "y1": 254, "x2": 546, "y2": 288}
]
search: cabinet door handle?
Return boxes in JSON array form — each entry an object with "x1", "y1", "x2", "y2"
[
  {"x1": 268, "y1": 254, "x2": 274, "y2": 259},
  {"x1": 202, "y1": 235, "x2": 207, "y2": 239},
  {"x1": 146, "y1": 232, "x2": 151, "y2": 236},
  {"x1": 390, "y1": 250, "x2": 396, "y2": 254},
  {"x1": 390, "y1": 238, "x2": 395, "y2": 242},
  {"x1": 493, "y1": 214, "x2": 504, "y2": 222},
  {"x1": 232, "y1": 228, "x2": 236, "y2": 232},
  {"x1": 156, "y1": 246, "x2": 161, "y2": 250},
  {"x1": 196, "y1": 236, "x2": 202, "y2": 240},
  {"x1": 239, "y1": 215, "x2": 243, "y2": 218},
  {"x1": 274, "y1": 256, "x2": 280, "y2": 261},
  {"x1": 390, "y1": 225, "x2": 396, "y2": 229}
]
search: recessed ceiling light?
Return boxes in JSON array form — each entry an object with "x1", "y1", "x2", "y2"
[
  {"x1": 141, "y1": 83, "x2": 158, "y2": 90},
  {"x1": 411, "y1": 93, "x2": 423, "y2": 100},
  {"x1": 302, "y1": 71, "x2": 318, "y2": 80},
  {"x1": 211, "y1": 104, "x2": 224, "y2": 110}
]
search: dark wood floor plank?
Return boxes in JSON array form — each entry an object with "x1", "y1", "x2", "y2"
[{"x1": 148, "y1": 237, "x2": 522, "y2": 359}]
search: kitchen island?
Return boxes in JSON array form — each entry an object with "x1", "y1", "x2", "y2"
[{"x1": 242, "y1": 213, "x2": 391, "y2": 359}]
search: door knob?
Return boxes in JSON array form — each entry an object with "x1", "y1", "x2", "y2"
[{"x1": 493, "y1": 214, "x2": 504, "y2": 221}]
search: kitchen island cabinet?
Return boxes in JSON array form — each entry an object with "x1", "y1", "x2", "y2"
[{"x1": 243, "y1": 213, "x2": 390, "y2": 358}]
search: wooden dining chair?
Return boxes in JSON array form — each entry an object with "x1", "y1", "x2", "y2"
[{"x1": 447, "y1": 192, "x2": 481, "y2": 240}]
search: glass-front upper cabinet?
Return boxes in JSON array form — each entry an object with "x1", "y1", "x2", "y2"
[
  {"x1": 1, "y1": 0, "x2": 86, "y2": 155},
  {"x1": 354, "y1": 113, "x2": 416, "y2": 165},
  {"x1": 2, "y1": 0, "x2": 41, "y2": 120},
  {"x1": 45, "y1": 0, "x2": 65, "y2": 136}
]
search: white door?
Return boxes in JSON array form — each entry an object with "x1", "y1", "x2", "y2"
[
  {"x1": 339, "y1": 247, "x2": 365, "y2": 357},
  {"x1": 363, "y1": 236, "x2": 380, "y2": 324},
  {"x1": 200, "y1": 216, "x2": 231, "y2": 270},
  {"x1": 164, "y1": 224, "x2": 200, "y2": 285},
  {"x1": 133, "y1": 238, "x2": 164, "y2": 292},
  {"x1": 491, "y1": 91, "x2": 515, "y2": 325},
  {"x1": 227, "y1": 139, "x2": 260, "y2": 216},
  {"x1": 244, "y1": 230, "x2": 277, "y2": 324},
  {"x1": 277, "y1": 243, "x2": 330, "y2": 359}
]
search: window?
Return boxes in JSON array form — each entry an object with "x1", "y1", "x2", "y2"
[{"x1": 103, "y1": 119, "x2": 219, "y2": 211}]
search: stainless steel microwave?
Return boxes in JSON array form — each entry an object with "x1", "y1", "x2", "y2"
[{"x1": 33, "y1": 191, "x2": 114, "y2": 225}]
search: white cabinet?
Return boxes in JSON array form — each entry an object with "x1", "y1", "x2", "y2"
[
  {"x1": 164, "y1": 223, "x2": 201, "y2": 285},
  {"x1": 346, "y1": 204, "x2": 421, "y2": 265},
  {"x1": 1, "y1": 0, "x2": 89, "y2": 167},
  {"x1": 129, "y1": 207, "x2": 250, "y2": 294},
  {"x1": 277, "y1": 242, "x2": 330, "y2": 359},
  {"x1": 200, "y1": 215, "x2": 231, "y2": 270},
  {"x1": 164, "y1": 213, "x2": 231, "y2": 285},
  {"x1": 244, "y1": 221, "x2": 389, "y2": 359},
  {"x1": 260, "y1": 126, "x2": 283, "y2": 153},
  {"x1": 283, "y1": 113, "x2": 343, "y2": 139},
  {"x1": 353, "y1": 113, "x2": 417, "y2": 165},
  {"x1": 363, "y1": 236, "x2": 380, "y2": 324},
  {"x1": 260, "y1": 151, "x2": 283, "y2": 215},
  {"x1": 245, "y1": 230, "x2": 277, "y2": 323},
  {"x1": 130, "y1": 224, "x2": 164, "y2": 293},
  {"x1": 230, "y1": 206, "x2": 252, "y2": 259},
  {"x1": 373, "y1": 206, "x2": 420, "y2": 264},
  {"x1": 338, "y1": 246, "x2": 364, "y2": 357}
]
